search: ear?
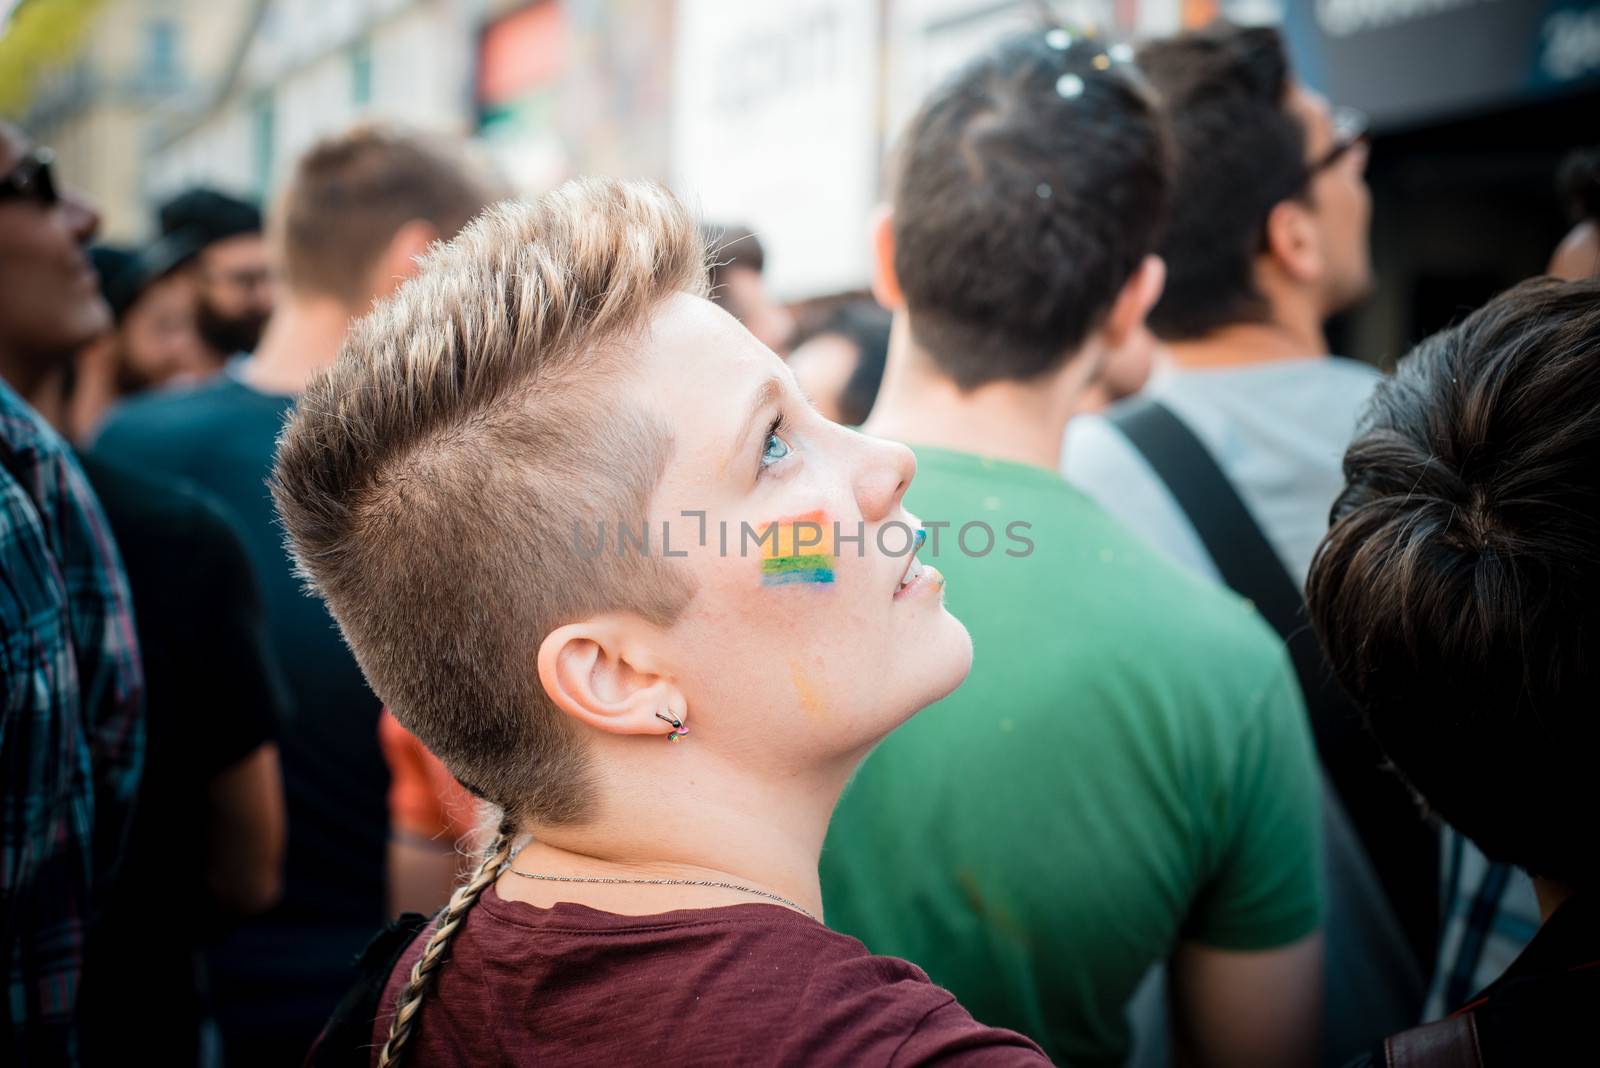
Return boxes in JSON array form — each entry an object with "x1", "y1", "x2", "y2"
[
  {"x1": 868, "y1": 205, "x2": 904, "y2": 311},
  {"x1": 536, "y1": 617, "x2": 686, "y2": 740},
  {"x1": 1262, "y1": 199, "x2": 1322, "y2": 285},
  {"x1": 366, "y1": 219, "x2": 440, "y2": 303},
  {"x1": 1101, "y1": 254, "x2": 1166, "y2": 350}
]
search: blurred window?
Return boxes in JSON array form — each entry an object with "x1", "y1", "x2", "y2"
[
  {"x1": 351, "y1": 40, "x2": 372, "y2": 106},
  {"x1": 252, "y1": 92, "x2": 275, "y2": 197},
  {"x1": 143, "y1": 18, "x2": 180, "y2": 86}
]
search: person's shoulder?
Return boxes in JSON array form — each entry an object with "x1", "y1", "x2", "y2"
[
  {"x1": 1311, "y1": 355, "x2": 1385, "y2": 405},
  {"x1": 1241, "y1": 354, "x2": 1384, "y2": 410},
  {"x1": 1061, "y1": 408, "x2": 1141, "y2": 481},
  {"x1": 0, "y1": 378, "x2": 69, "y2": 467},
  {"x1": 95, "y1": 373, "x2": 259, "y2": 450},
  {"x1": 1322, "y1": 354, "x2": 1384, "y2": 381},
  {"x1": 782, "y1": 931, "x2": 1048, "y2": 1065},
  {"x1": 79, "y1": 453, "x2": 242, "y2": 543},
  {"x1": 78, "y1": 450, "x2": 256, "y2": 601}
]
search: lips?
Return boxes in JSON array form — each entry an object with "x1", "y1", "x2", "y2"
[{"x1": 894, "y1": 527, "x2": 929, "y2": 598}]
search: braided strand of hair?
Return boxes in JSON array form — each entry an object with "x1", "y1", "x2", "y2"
[{"x1": 376, "y1": 819, "x2": 516, "y2": 1067}]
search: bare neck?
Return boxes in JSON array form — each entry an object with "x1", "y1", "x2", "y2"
[
  {"x1": 0, "y1": 343, "x2": 69, "y2": 431},
  {"x1": 236, "y1": 294, "x2": 357, "y2": 396},
  {"x1": 501, "y1": 746, "x2": 858, "y2": 923},
  {"x1": 862, "y1": 316, "x2": 1090, "y2": 472},
  {"x1": 1165, "y1": 316, "x2": 1329, "y2": 372}
]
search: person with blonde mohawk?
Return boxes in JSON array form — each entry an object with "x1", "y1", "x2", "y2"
[{"x1": 277, "y1": 177, "x2": 1048, "y2": 1066}]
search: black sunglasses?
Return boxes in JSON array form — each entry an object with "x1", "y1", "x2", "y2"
[
  {"x1": 1304, "y1": 107, "x2": 1369, "y2": 181},
  {"x1": 0, "y1": 147, "x2": 59, "y2": 207}
]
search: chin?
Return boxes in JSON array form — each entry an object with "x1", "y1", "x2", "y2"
[
  {"x1": 906, "y1": 608, "x2": 974, "y2": 716},
  {"x1": 67, "y1": 304, "x2": 113, "y2": 348}
]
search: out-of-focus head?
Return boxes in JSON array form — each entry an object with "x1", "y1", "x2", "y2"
[
  {"x1": 703, "y1": 223, "x2": 795, "y2": 355},
  {"x1": 1076, "y1": 324, "x2": 1159, "y2": 416},
  {"x1": 1549, "y1": 147, "x2": 1600, "y2": 281},
  {"x1": 1308, "y1": 277, "x2": 1600, "y2": 892},
  {"x1": 273, "y1": 179, "x2": 969, "y2": 829},
  {"x1": 1137, "y1": 22, "x2": 1372, "y2": 339},
  {"x1": 90, "y1": 236, "x2": 211, "y2": 392},
  {"x1": 0, "y1": 123, "x2": 108, "y2": 374},
  {"x1": 787, "y1": 300, "x2": 891, "y2": 426},
  {"x1": 159, "y1": 187, "x2": 272, "y2": 356},
  {"x1": 274, "y1": 124, "x2": 503, "y2": 312},
  {"x1": 877, "y1": 29, "x2": 1171, "y2": 391}
]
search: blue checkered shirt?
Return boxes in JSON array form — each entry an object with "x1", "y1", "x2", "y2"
[{"x1": 0, "y1": 380, "x2": 143, "y2": 1066}]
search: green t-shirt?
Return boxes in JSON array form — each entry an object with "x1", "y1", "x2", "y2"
[{"x1": 820, "y1": 446, "x2": 1323, "y2": 1066}]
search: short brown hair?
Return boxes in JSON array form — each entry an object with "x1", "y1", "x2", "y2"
[
  {"x1": 892, "y1": 30, "x2": 1170, "y2": 389},
  {"x1": 1136, "y1": 24, "x2": 1308, "y2": 340},
  {"x1": 276, "y1": 124, "x2": 502, "y2": 303},
  {"x1": 272, "y1": 178, "x2": 705, "y2": 826}
]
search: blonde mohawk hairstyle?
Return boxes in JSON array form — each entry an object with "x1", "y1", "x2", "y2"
[{"x1": 272, "y1": 178, "x2": 706, "y2": 828}]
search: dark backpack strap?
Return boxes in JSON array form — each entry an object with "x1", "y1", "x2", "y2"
[
  {"x1": 1108, "y1": 398, "x2": 1439, "y2": 970},
  {"x1": 1383, "y1": 1014, "x2": 1485, "y2": 1068},
  {"x1": 1108, "y1": 400, "x2": 1307, "y2": 638},
  {"x1": 303, "y1": 911, "x2": 434, "y2": 1068}
]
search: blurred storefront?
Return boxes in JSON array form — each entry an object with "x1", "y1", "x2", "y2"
[
  {"x1": 10, "y1": 0, "x2": 1595, "y2": 340},
  {"x1": 476, "y1": 0, "x2": 671, "y2": 193},
  {"x1": 1273, "y1": 0, "x2": 1600, "y2": 361},
  {"x1": 665, "y1": 0, "x2": 1190, "y2": 299}
]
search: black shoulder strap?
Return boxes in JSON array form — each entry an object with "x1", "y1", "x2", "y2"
[
  {"x1": 303, "y1": 911, "x2": 434, "y2": 1068},
  {"x1": 1107, "y1": 399, "x2": 1307, "y2": 641},
  {"x1": 1108, "y1": 398, "x2": 1440, "y2": 970}
]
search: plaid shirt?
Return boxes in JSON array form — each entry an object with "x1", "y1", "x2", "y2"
[
  {"x1": 0, "y1": 381, "x2": 143, "y2": 1066},
  {"x1": 1425, "y1": 828, "x2": 1540, "y2": 1019}
]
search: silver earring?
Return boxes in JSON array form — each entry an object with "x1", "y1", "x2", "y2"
[{"x1": 655, "y1": 709, "x2": 688, "y2": 743}]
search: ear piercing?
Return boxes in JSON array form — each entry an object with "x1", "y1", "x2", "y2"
[{"x1": 655, "y1": 709, "x2": 689, "y2": 743}]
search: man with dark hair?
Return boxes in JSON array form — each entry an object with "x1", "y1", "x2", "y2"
[
  {"x1": 96, "y1": 125, "x2": 501, "y2": 1067},
  {"x1": 702, "y1": 222, "x2": 795, "y2": 354},
  {"x1": 68, "y1": 236, "x2": 211, "y2": 438},
  {"x1": 1309, "y1": 277, "x2": 1600, "y2": 1065},
  {"x1": 0, "y1": 121, "x2": 145, "y2": 1068},
  {"x1": 1066, "y1": 20, "x2": 1377, "y2": 591},
  {"x1": 158, "y1": 187, "x2": 274, "y2": 360},
  {"x1": 821, "y1": 30, "x2": 1324, "y2": 1066},
  {"x1": 1061, "y1": 24, "x2": 1427, "y2": 1058}
]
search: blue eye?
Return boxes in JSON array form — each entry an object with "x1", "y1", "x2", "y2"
[{"x1": 761, "y1": 430, "x2": 791, "y2": 467}]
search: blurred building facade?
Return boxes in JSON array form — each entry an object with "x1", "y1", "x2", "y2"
[
  {"x1": 8, "y1": 0, "x2": 1599, "y2": 355},
  {"x1": 144, "y1": 0, "x2": 481, "y2": 210},
  {"x1": 22, "y1": 0, "x2": 258, "y2": 238}
]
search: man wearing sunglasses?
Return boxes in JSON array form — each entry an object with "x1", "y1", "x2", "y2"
[
  {"x1": 1062, "y1": 22, "x2": 1431, "y2": 1065},
  {"x1": 0, "y1": 123, "x2": 145, "y2": 1065}
]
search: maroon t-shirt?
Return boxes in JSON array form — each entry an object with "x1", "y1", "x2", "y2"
[{"x1": 372, "y1": 885, "x2": 1048, "y2": 1065}]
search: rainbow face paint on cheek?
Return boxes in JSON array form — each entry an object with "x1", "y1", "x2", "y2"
[{"x1": 759, "y1": 509, "x2": 836, "y2": 587}]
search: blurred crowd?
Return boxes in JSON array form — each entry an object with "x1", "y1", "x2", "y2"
[{"x1": 3, "y1": 16, "x2": 1599, "y2": 1068}]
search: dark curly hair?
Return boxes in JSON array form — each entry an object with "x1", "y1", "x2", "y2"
[{"x1": 1307, "y1": 276, "x2": 1600, "y2": 890}]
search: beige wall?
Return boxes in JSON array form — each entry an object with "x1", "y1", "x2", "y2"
[
  {"x1": 26, "y1": 0, "x2": 257, "y2": 240},
  {"x1": 45, "y1": 104, "x2": 146, "y2": 240}
]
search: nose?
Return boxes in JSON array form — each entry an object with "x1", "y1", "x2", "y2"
[
  {"x1": 853, "y1": 432, "x2": 915, "y2": 524},
  {"x1": 60, "y1": 188, "x2": 100, "y2": 244}
]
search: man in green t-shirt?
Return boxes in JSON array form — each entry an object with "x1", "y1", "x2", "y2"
[{"x1": 819, "y1": 31, "x2": 1324, "y2": 1067}]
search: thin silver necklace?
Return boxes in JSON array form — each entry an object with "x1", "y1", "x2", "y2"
[{"x1": 502, "y1": 865, "x2": 818, "y2": 923}]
